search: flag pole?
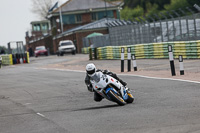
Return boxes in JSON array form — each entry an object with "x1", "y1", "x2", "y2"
[{"x1": 59, "y1": 5, "x2": 63, "y2": 33}]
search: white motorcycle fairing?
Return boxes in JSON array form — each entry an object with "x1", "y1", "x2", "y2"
[{"x1": 90, "y1": 72, "x2": 129, "y2": 101}]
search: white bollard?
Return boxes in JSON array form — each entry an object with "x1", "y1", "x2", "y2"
[
  {"x1": 168, "y1": 45, "x2": 176, "y2": 76},
  {"x1": 179, "y1": 55, "x2": 184, "y2": 75},
  {"x1": 121, "y1": 47, "x2": 124, "y2": 72},
  {"x1": 132, "y1": 54, "x2": 137, "y2": 71},
  {"x1": 127, "y1": 47, "x2": 131, "y2": 72}
]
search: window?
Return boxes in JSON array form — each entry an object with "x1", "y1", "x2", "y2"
[
  {"x1": 91, "y1": 13, "x2": 97, "y2": 21},
  {"x1": 41, "y1": 23, "x2": 48, "y2": 31},
  {"x1": 63, "y1": 15, "x2": 75, "y2": 24},
  {"x1": 33, "y1": 24, "x2": 41, "y2": 31},
  {"x1": 76, "y1": 14, "x2": 82, "y2": 23}
]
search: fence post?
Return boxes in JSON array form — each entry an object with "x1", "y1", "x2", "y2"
[
  {"x1": 121, "y1": 47, "x2": 124, "y2": 72},
  {"x1": 89, "y1": 48, "x2": 93, "y2": 60},
  {"x1": 127, "y1": 47, "x2": 131, "y2": 72},
  {"x1": 168, "y1": 45, "x2": 176, "y2": 76}
]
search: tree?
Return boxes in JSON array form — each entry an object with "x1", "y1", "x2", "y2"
[
  {"x1": 0, "y1": 46, "x2": 8, "y2": 54},
  {"x1": 121, "y1": 6, "x2": 144, "y2": 20},
  {"x1": 164, "y1": 0, "x2": 189, "y2": 11},
  {"x1": 145, "y1": 2, "x2": 159, "y2": 17},
  {"x1": 186, "y1": 0, "x2": 200, "y2": 6},
  {"x1": 31, "y1": 0, "x2": 57, "y2": 20}
]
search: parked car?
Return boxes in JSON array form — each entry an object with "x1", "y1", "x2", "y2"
[
  {"x1": 57, "y1": 40, "x2": 76, "y2": 56},
  {"x1": 34, "y1": 46, "x2": 48, "y2": 57}
]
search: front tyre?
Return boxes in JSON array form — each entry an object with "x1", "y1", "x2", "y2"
[
  {"x1": 126, "y1": 90, "x2": 134, "y2": 103},
  {"x1": 107, "y1": 90, "x2": 126, "y2": 106}
]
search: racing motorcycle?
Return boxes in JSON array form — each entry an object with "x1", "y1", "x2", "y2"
[{"x1": 90, "y1": 71, "x2": 134, "y2": 106}]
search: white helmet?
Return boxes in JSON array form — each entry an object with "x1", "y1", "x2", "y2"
[{"x1": 86, "y1": 63, "x2": 96, "y2": 77}]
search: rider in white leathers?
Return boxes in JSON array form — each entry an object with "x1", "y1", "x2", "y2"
[{"x1": 85, "y1": 63, "x2": 127, "y2": 102}]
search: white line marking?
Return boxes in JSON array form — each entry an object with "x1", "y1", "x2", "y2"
[
  {"x1": 118, "y1": 74, "x2": 200, "y2": 84},
  {"x1": 37, "y1": 113, "x2": 45, "y2": 117},
  {"x1": 35, "y1": 68, "x2": 85, "y2": 73},
  {"x1": 36, "y1": 68, "x2": 200, "y2": 84}
]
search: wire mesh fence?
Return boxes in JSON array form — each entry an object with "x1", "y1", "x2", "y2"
[{"x1": 83, "y1": 13, "x2": 200, "y2": 48}]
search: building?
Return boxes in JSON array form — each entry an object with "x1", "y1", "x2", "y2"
[
  {"x1": 48, "y1": 0, "x2": 123, "y2": 33},
  {"x1": 25, "y1": 20, "x2": 53, "y2": 54},
  {"x1": 26, "y1": 0, "x2": 123, "y2": 54}
]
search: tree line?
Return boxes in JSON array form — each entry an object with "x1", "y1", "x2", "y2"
[{"x1": 121, "y1": 0, "x2": 200, "y2": 21}]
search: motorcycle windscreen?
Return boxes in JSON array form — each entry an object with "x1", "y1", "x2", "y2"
[{"x1": 90, "y1": 73, "x2": 101, "y2": 83}]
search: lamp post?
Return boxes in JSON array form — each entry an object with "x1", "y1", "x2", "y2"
[{"x1": 104, "y1": 0, "x2": 108, "y2": 21}]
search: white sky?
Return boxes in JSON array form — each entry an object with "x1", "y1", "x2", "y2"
[{"x1": 0, "y1": 0, "x2": 66, "y2": 48}]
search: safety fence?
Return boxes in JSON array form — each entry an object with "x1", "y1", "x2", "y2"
[
  {"x1": 82, "y1": 40, "x2": 200, "y2": 60},
  {"x1": 0, "y1": 52, "x2": 30, "y2": 66}
]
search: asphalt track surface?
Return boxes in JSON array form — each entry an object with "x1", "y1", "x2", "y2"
[{"x1": 0, "y1": 55, "x2": 200, "y2": 133}]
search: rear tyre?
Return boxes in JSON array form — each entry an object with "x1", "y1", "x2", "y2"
[{"x1": 107, "y1": 90, "x2": 126, "y2": 106}]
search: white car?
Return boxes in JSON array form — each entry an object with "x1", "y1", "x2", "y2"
[{"x1": 57, "y1": 40, "x2": 76, "y2": 56}]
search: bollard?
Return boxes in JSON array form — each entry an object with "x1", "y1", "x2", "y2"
[
  {"x1": 121, "y1": 47, "x2": 124, "y2": 72},
  {"x1": 179, "y1": 55, "x2": 184, "y2": 75},
  {"x1": 132, "y1": 54, "x2": 137, "y2": 71},
  {"x1": 168, "y1": 45, "x2": 176, "y2": 76},
  {"x1": 127, "y1": 47, "x2": 131, "y2": 72}
]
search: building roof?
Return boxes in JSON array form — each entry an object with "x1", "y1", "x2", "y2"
[
  {"x1": 54, "y1": 18, "x2": 117, "y2": 39},
  {"x1": 53, "y1": 0, "x2": 123, "y2": 13},
  {"x1": 30, "y1": 20, "x2": 50, "y2": 25}
]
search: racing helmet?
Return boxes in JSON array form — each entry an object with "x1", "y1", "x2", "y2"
[{"x1": 86, "y1": 63, "x2": 96, "y2": 77}]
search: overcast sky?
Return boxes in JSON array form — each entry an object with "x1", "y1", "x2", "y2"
[{"x1": 0, "y1": 0, "x2": 66, "y2": 48}]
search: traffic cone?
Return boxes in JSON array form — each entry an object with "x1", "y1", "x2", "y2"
[{"x1": 23, "y1": 57, "x2": 26, "y2": 63}]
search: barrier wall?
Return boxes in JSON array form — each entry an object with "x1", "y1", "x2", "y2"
[
  {"x1": 1, "y1": 55, "x2": 13, "y2": 65},
  {"x1": 82, "y1": 40, "x2": 200, "y2": 60},
  {"x1": 1, "y1": 52, "x2": 30, "y2": 65},
  {"x1": 81, "y1": 47, "x2": 89, "y2": 54}
]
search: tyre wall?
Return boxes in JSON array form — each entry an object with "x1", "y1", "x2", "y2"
[{"x1": 82, "y1": 40, "x2": 200, "y2": 59}]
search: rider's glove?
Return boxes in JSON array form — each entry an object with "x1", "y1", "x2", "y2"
[{"x1": 87, "y1": 85, "x2": 94, "y2": 92}]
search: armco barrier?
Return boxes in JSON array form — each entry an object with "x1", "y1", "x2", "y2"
[{"x1": 83, "y1": 40, "x2": 200, "y2": 60}]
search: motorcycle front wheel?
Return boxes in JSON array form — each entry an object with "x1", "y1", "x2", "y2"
[
  {"x1": 126, "y1": 91, "x2": 134, "y2": 103},
  {"x1": 107, "y1": 90, "x2": 126, "y2": 106}
]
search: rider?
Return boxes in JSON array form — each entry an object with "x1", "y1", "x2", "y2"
[{"x1": 85, "y1": 63, "x2": 127, "y2": 102}]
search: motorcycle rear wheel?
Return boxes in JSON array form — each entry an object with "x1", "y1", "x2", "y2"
[{"x1": 107, "y1": 90, "x2": 126, "y2": 106}]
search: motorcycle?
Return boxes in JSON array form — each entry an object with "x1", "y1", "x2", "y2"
[{"x1": 90, "y1": 71, "x2": 134, "y2": 106}]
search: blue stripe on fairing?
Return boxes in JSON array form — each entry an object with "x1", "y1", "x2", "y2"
[
  {"x1": 123, "y1": 90, "x2": 128, "y2": 100},
  {"x1": 106, "y1": 88, "x2": 112, "y2": 94}
]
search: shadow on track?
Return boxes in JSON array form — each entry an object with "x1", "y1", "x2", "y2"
[{"x1": 72, "y1": 104, "x2": 119, "y2": 111}]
